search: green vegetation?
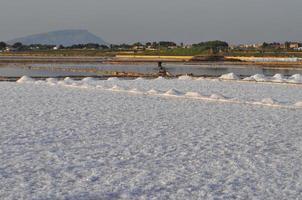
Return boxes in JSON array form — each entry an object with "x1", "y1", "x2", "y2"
[{"x1": 1, "y1": 40, "x2": 302, "y2": 58}]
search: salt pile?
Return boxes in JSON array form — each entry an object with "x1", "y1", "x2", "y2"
[
  {"x1": 272, "y1": 74, "x2": 286, "y2": 82},
  {"x1": 110, "y1": 85, "x2": 124, "y2": 91},
  {"x1": 288, "y1": 74, "x2": 302, "y2": 83},
  {"x1": 34, "y1": 80, "x2": 45, "y2": 85},
  {"x1": 251, "y1": 74, "x2": 268, "y2": 82},
  {"x1": 16, "y1": 76, "x2": 35, "y2": 83},
  {"x1": 261, "y1": 98, "x2": 279, "y2": 105},
  {"x1": 243, "y1": 77, "x2": 255, "y2": 81},
  {"x1": 82, "y1": 77, "x2": 96, "y2": 83},
  {"x1": 196, "y1": 77, "x2": 205, "y2": 81},
  {"x1": 219, "y1": 73, "x2": 240, "y2": 80},
  {"x1": 63, "y1": 77, "x2": 74, "y2": 84},
  {"x1": 107, "y1": 77, "x2": 119, "y2": 81},
  {"x1": 295, "y1": 102, "x2": 302, "y2": 107},
  {"x1": 155, "y1": 76, "x2": 165, "y2": 80},
  {"x1": 46, "y1": 78, "x2": 58, "y2": 83},
  {"x1": 273, "y1": 74, "x2": 285, "y2": 80},
  {"x1": 178, "y1": 75, "x2": 193, "y2": 80},
  {"x1": 134, "y1": 77, "x2": 145, "y2": 81}
]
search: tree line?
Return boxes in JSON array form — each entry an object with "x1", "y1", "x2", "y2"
[{"x1": 0, "y1": 40, "x2": 229, "y2": 52}]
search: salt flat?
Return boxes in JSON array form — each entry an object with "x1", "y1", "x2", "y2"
[{"x1": 0, "y1": 77, "x2": 302, "y2": 199}]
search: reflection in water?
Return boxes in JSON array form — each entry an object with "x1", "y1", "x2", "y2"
[{"x1": 0, "y1": 63, "x2": 302, "y2": 78}]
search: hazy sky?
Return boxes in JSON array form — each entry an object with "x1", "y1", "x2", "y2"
[{"x1": 0, "y1": 0, "x2": 302, "y2": 44}]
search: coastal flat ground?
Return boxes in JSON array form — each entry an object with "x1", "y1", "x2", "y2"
[{"x1": 0, "y1": 77, "x2": 302, "y2": 199}]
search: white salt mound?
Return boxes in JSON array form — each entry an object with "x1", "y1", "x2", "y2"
[
  {"x1": 295, "y1": 102, "x2": 302, "y2": 107},
  {"x1": 272, "y1": 74, "x2": 286, "y2": 82},
  {"x1": 243, "y1": 77, "x2": 255, "y2": 81},
  {"x1": 107, "y1": 77, "x2": 119, "y2": 81},
  {"x1": 82, "y1": 77, "x2": 96, "y2": 83},
  {"x1": 110, "y1": 85, "x2": 124, "y2": 91},
  {"x1": 135, "y1": 77, "x2": 145, "y2": 81},
  {"x1": 196, "y1": 77, "x2": 205, "y2": 81},
  {"x1": 17, "y1": 76, "x2": 34, "y2": 83},
  {"x1": 64, "y1": 77, "x2": 74, "y2": 84},
  {"x1": 155, "y1": 76, "x2": 165, "y2": 81},
  {"x1": 251, "y1": 74, "x2": 268, "y2": 82},
  {"x1": 210, "y1": 93, "x2": 227, "y2": 100},
  {"x1": 34, "y1": 80, "x2": 45, "y2": 85},
  {"x1": 96, "y1": 85, "x2": 104, "y2": 89},
  {"x1": 164, "y1": 89, "x2": 183, "y2": 96},
  {"x1": 178, "y1": 75, "x2": 193, "y2": 80},
  {"x1": 46, "y1": 78, "x2": 58, "y2": 83},
  {"x1": 290, "y1": 74, "x2": 302, "y2": 80},
  {"x1": 219, "y1": 73, "x2": 239, "y2": 80},
  {"x1": 273, "y1": 74, "x2": 285, "y2": 80},
  {"x1": 288, "y1": 74, "x2": 302, "y2": 83},
  {"x1": 261, "y1": 98, "x2": 279, "y2": 105}
]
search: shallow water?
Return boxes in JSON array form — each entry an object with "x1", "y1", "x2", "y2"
[{"x1": 1, "y1": 63, "x2": 302, "y2": 78}]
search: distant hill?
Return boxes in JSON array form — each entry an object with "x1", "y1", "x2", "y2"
[{"x1": 7, "y1": 30, "x2": 107, "y2": 46}]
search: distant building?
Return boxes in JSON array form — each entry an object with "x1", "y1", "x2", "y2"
[
  {"x1": 146, "y1": 46, "x2": 157, "y2": 51},
  {"x1": 183, "y1": 44, "x2": 193, "y2": 49},
  {"x1": 167, "y1": 46, "x2": 178, "y2": 49},
  {"x1": 289, "y1": 42, "x2": 301, "y2": 49},
  {"x1": 53, "y1": 46, "x2": 60, "y2": 50},
  {"x1": 237, "y1": 43, "x2": 262, "y2": 49},
  {"x1": 132, "y1": 45, "x2": 144, "y2": 50},
  {"x1": 4, "y1": 47, "x2": 17, "y2": 52}
]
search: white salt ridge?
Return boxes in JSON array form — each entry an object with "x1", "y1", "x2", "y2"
[
  {"x1": 178, "y1": 75, "x2": 193, "y2": 80},
  {"x1": 16, "y1": 76, "x2": 34, "y2": 83},
  {"x1": 15, "y1": 75, "x2": 302, "y2": 109},
  {"x1": 240, "y1": 73, "x2": 302, "y2": 84},
  {"x1": 219, "y1": 73, "x2": 240, "y2": 80},
  {"x1": 38, "y1": 77, "x2": 302, "y2": 109}
]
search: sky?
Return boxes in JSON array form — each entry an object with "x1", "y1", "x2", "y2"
[{"x1": 0, "y1": 0, "x2": 302, "y2": 44}]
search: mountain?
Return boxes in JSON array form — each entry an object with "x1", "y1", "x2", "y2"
[{"x1": 7, "y1": 30, "x2": 107, "y2": 46}]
